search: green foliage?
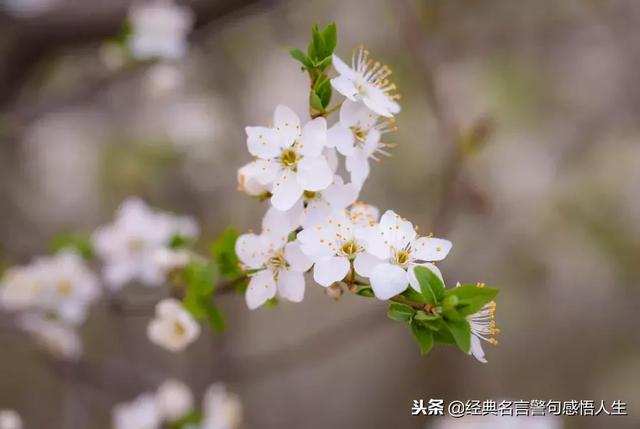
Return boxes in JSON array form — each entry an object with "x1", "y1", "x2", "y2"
[
  {"x1": 182, "y1": 261, "x2": 225, "y2": 332},
  {"x1": 387, "y1": 302, "x2": 415, "y2": 322},
  {"x1": 443, "y1": 284, "x2": 498, "y2": 317},
  {"x1": 211, "y1": 228, "x2": 242, "y2": 281},
  {"x1": 168, "y1": 410, "x2": 203, "y2": 429},
  {"x1": 49, "y1": 233, "x2": 93, "y2": 259},
  {"x1": 289, "y1": 23, "x2": 338, "y2": 112},
  {"x1": 410, "y1": 320, "x2": 434, "y2": 355},
  {"x1": 355, "y1": 286, "x2": 375, "y2": 298},
  {"x1": 169, "y1": 234, "x2": 193, "y2": 249},
  {"x1": 413, "y1": 265, "x2": 445, "y2": 305},
  {"x1": 388, "y1": 266, "x2": 499, "y2": 357}
]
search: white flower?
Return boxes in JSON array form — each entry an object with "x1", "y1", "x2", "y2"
[
  {"x1": 156, "y1": 379, "x2": 193, "y2": 422},
  {"x1": 348, "y1": 201, "x2": 380, "y2": 227},
  {"x1": 285, "y1": 175, "x2": 359, "y2": 229},
  {"x1": 0, "y1": 410, "x2": 22, "y2": 429},
  {"x1": 93, "y1": 198, "x2": 198, "y2": 289},
  {"x1": 34, "y1": 251, "x2": 101, "y2": 325},
  {"x1": 245, "y1": 105, "x2": 333, "y2": 211},
  {"x1": 0, "y1": 265, "x2": 42, "y2": 311},
  {"x1": 153, "y1": 247, "x2": 191, "y2": 274},
  {"x1": 19, "y1": 315, "x2": 82, "y2": 360},
  {"x1": 237, "y1": 160, "x2": 271, "y2": 197},
  {"x1": 297, "y1": 206, "x2": 379, "y2": 287},
  {"x1": 327, "y1": 99, "x2": 397, "y2": 186},
  {"x1": 358, "y1": 210, "x2": 452, "y2": 300},
  {"x1": 201, "y1": 383, "x2": 242, "y2": 429},
  {"x1": 331, "y1": 46, "x2": 401, "y2": 118},
  {"x1": 464, "y1": 286, "x2": 499, "y2": 363},
  {"x1": 147, "y1": 298, "x2": 200, "y2": 352},
  {"x1": 128, "y1": 0, "x2": 194, "y2": 60},
  {"x1": 113, "y1": 393, "x2": 161, "y2": 429},
  {"x1": 235, "y1": 208, "x2": 312, "y2": 309}
]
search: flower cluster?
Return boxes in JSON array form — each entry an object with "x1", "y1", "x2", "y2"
[
  {"x1": 113, "y1": 379, "x2": 241, "y2": 429},
  {"x1": 92, "y1": 197, "x2": 199, "y2": 290},
  {"x1": 0, "y1": 251, "x2": 100, "y2": 359},
  {"x1": 235, "y1": 32, "x2": 499, "y2": 362}
]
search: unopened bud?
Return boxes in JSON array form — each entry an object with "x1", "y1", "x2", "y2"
[{"x1": 325, "y1": 283, "x2": 343, "y2": 300}]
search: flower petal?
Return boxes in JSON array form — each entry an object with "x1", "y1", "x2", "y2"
[
  {"x1": 299, "y1": 117, "x2": 327, "y2": 157},
  {"x1": 273, "y1": 105, "x2": 301, "y2": 147},
  {"x1": 340, "y1": 99, "x2": 377, "y2": 128},
  {"x1": 332, "y1": 54, "x2": 356, "y2": 78},
  {"x1": 412, "y1": 237, "x2": 452, "y2": 262},
  {"x1": 245, "y1": 270, "x2": 276, "y2": 310},
  {"x1": 327, "y1": 123, "x2": 354, "y2": 155},
  {"x1": 276, "y1": 269, "x2": 305, "y2": 302},
  {"x1": 369, "y1": 263, "x2": 409, "y2": 300},
  {"x1": 353, "y1": 252, "x2": 382, "y2": 278},
  {"x1": 235, "y1": 233, "x2": 268, "y2": 269},
  {"x1": 313, "y1": 256, "x2": 350, "y2": 287},
  {"x1": 271, "y1": 170, "x2": 303, "y2": 211},
  {"x1": 470, "y1": 335, "x2": 488, "y2": 363},
  {"x1": 284, "y1": 242, "x2": 313, "y2": 272},
  {"x1": 345, "y1": 153, "x2": 370, "y2": 187},
  {"x1": 246, "y1": 126, "x2": 280, "y2": 159},
  {"x1": 331, "y1": 75, "x2": 358, "y2": 100},
  {"x1": 296, "y1": 156, "x2": 333, "y2": 191}
]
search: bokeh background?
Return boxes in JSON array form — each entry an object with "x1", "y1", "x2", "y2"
[{"x1": 1, "y1": 0, "x2": 639, "y2": 428}]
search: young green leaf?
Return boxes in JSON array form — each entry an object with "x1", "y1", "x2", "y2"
[
  {"x1": 387, "y1": 302, "x2": 415, "y2": 322},
  {"x1": 321, "y1": 23, "x2": 337, "y2": 57},
  {"x1": 444, "y1": 319, "x2": 471, "y2": 353},
  {"x1": 289, "y1": 48, "x2": 312, "y2": 69},
  {"x1": 445, "y1": 284, "x2": 498, "y2": 316},
  {"x1": 410, "y1": 320, "x2": 434, "y2": 355},
  {"x1": 355, "y1": 287, "x2": 375, "y2": 298},
  {"x1": 414, "y1": 310, "x2": 440, "y2": 322},
  {"x1": 413, "y1": 265, "x2": 445, "y2": 305},
  {"x1": 211, "y1": 228, "x2": 242, "y2": 280},
  {"x1": 309, "y1": 91, "x2": 324, "y2": 112}
]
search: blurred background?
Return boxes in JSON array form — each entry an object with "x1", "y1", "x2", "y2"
[{"x1": 1, "y1": 0, "x2": 639, "y2": 428}]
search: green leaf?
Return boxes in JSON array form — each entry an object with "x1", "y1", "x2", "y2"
[
  {"x1": 433, "y1": 326, "x2": 456, "y2": 344},
  {"x1": 414, "y1": 310, "x2": 440, "y2": 322},
  {"x1": 401, "y1": 287, "x2": 428, "y2": 304},
  {"x1": 310, "y1": 24, "x2": 324, "y2": 60},
  {"x1": 321, "y1": 23, "x2": 337, "y2": 57},
  {"x1": 410, "y1": 320, "x2": 434, "y2": 355},
  {"x1": 445, "y1": 284, "x2": 498, "y2": 316},
  {"x1": 168, "y1": 409, "x2": 202, "y2": 429},
  {"x1": 444, "y1": 319, "x2": 471, "y2": 353},
  {"x1": 313, "y1": 75, "x2": 333, "y2": 108},
  {"x1": 413, "y1": 265, "x2": 445, "y2": 305},
  {"x1": 168, "y1": 234, "x2": 193, "y2": 250},
  {"x1": 49, "y1": 233, "x2": 93, "y2": 259},
  {"x1": 309, "y1": 90, "x2": 323, "y2": 111},
  {"x1": 289, "y1": 48, "x2": 312, "y2": 69},
  {"x1": 211, "y1": 228, "x2": 242, "y2": 280},
  {"x1": 184, "y1": 261, "x2": 218, "y2": 296},
  {"x1": 203, "y1": 302, "x2": 225, "y2": 332},
  {"x1": 355, "y1": 287, "x2": 375, "y2": 297},
  {"x1": 387, "y1": 302, "x2": 415, "y2": 322}
]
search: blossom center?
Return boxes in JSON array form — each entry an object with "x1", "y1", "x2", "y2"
[
  {"x1": 395, "y1": 250, "x2": 410, "y2": 265},
  {"x1": 173, "y1": 320, "x2": 186, "y2": 336},
  {"x1": 303, "y1": 190, "x2": 318, "y2": 201},
  {"x1": 280, "y1": 148, "x2": 299, "y2": 168},
  {"x1": 57, "y1": 281, "x2": 74, "y2": 297},
  {"x1": 340, "y1": 240, "x2": 358, "y2": 257},
  {"x1": 128, "y1": 238, "x2": 144, "y2": 252},
  {"x1": 351, "y1": 126, "x2": 368, "y2": 144},
  {"x1": 267, "y1": 252, "x2": 287, "y2": 271}
]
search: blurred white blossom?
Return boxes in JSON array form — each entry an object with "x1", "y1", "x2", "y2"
[
  {"x1": 156, "y1": 379, "x2": 193, "y2": 422},
  {"x1": 113, "y1": 393, "x2": 161, "y2": 429},
  {"x1": 201, "y1": 383, "x2": 243, "y2": 429},
  {"x1": 0, "y1": 409, "x2": 22, "y2": 429},
  {"x1": 128, "y1": 0, "x2": 194, "y2": 60},
  {"x1": 92, "y1": 197, "x2": 198, "y2": 289},
  {"x1": 147, "y1": 298, "x2": 200, "y2": 351},
  {"x1": 19, "y1": 315, "x2": 82, "y2": 360}
]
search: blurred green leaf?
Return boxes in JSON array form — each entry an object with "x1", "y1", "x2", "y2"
[
  {"x1": 49, "y1": 233, "x2": 93, "y2": 259},
  {"x1": 289, "y1": 48, "x2": 312, "y2": 69},
  {"x1": 168, "y1": 409, "x2": 202, "y2": 429},
  {"x1": 355, "y1": 287, "x2": 375, "y2": 297},
  {"x1": 310, "y1": 91, "x2": 323, "y2": 112},
  {"x1": 211, "y1": 228, "x2": 242, "y2": 281}
]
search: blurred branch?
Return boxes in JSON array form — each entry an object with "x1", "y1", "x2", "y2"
[{"x1": 0, "y1": 0, "x2": 266, "y2": 116}]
